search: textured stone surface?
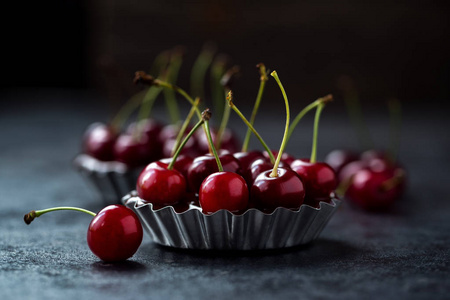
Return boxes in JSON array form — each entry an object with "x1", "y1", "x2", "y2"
[{"x1": 0, "y1": 90, "x2": 449, "y2": 299}]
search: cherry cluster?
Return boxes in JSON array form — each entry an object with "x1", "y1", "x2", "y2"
[
  {"x1": 325, "y1": 149, "x2": 405, "y2": 211},
  {"x1": 134, "y1": 70, "x2": 338, "y2": 215}
]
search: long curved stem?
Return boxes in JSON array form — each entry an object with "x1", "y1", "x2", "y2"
[
  {"x1": 171, "y1": 97, "x2": 201, "y2": 156},
  {"x1": 24, "y1": 207, "x2": 96, "y2": 225},
  {"x1": 269, "y1": 71, "x2": 290, "y2": 177},
  {"x1": 202, "y1": 110, "x2": 223, "y2": 172},
  {"x1": 310, "y1": 103, "x2": 325, "y2": 163}
]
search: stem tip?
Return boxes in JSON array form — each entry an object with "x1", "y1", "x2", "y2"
[
  {"x1": 24, "y1": 211, "x2": 36, "y2": 225},
  {"x1": 202, "y1": 108, "x2": 212, "y2": 121},
  {"x1": 133, "y1": 71, "x2": 155, "y2": 86}
]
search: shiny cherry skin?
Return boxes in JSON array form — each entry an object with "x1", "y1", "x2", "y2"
[
  {"x1": 290, "y1": 159, "x2": 337, "y2": 207},
  {"x1": 113, "y1": 133, "x2": 155, "y2": 168},
  {"x1": 324, "y1": 149, "x2": 359, "y2": 175},
  {"x1": 199, "y1": 172, "x2": 249, "y2": 214},
  {"x1": 136, "y1": 161, "x2": 187, "y2": 205},
  {"x1": 82, "y1": 122, "x2": 118, "y2": 161},
  {"x1": 251, "y1": 168, "x2": 305, "y2": 211},
  {"x1": 233, "y1": 150, "x2": 265, "y2": 173},
  {"x1": 187, "y1": 154, "x2": 241, "y2": 193},
  {"x1": 87, "y1": 205, "x2": 143, "y2": 262},
  {"x1": 338, "y1": 160, "x2": 368, "y2": 184},
  {"x1": 346, "y1": 167, "x2": 405, "y2": 211}
]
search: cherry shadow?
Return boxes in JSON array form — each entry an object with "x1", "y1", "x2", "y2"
[{"x1": 91, "y1": 260, "x2": 147, "y2": 273}]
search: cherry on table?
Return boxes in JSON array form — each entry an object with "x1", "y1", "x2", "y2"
[
  {"x1": 24, "y1": 205, "x2": 143, "y2": 262},
  {"x1": 346, "y1": 167, "x2": 405, "y2": 211}
]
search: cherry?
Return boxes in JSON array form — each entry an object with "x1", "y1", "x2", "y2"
[
  {"x1": 126, "y1": 118, "x2": 163, "y2": 160},
  {"x1": 200, "y1": 172, "x2": 249, "y2": 214},
  {"x1": 136, "y1": 161, "x2": 187, "y2": 205},
  {"x1": 82, "y1": 122, "x2": 118, "y2": 161},
  {"x1": 250, "y1": 71, "x2": 305, "y2": 211},
  {"x1": 251, "y1": 168, "x2": 305, "y2": 211},
  {"x1": 197, "y1": 109, "x2": 249, "y2": 214},
  {"x1": 24, "y1": 205, "x2": 143, "y2": 262},
  {"x1": 243, "y1": 157, "x2": 272, "y2": 188},
  {"x1": 290, "y1": 159, "x2": 337, "y2": 207},
  {"x1": 346, "y1": 167, "x2": 405, "y2": 211}
]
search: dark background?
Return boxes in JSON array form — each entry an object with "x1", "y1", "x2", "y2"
[{"x1": 2, "y1": 0, "x2": 450, "y2": 113}]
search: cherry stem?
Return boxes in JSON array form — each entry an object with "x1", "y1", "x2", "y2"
[
  {"x1": 286, "y1": 94, "x2": 333, "y2": 144},
  {"x1": 202, "y1": 109, "x2": 224, "y2": 172},
  {"x1": 191, "y1": 43, "x2": 216, "y2": 100},
  {"x1": 227, "y1": 91, "x2": 275, "y2": 164},
  {"x1": 24, "y1": 207, "x2": 96, "y2": 225},
  {"x1": 310, "y1": 103, "x2": 325, "y2": 163},
  {"x1": 162, "y1": 49, "x2": 183, "y2": 124},
  {"x1": 388, "y1": 98, "x2": 402, "y2": 164},
  {"x1": 168, "y1": 116, "x2": 205, "y2": 171},
  {"x1": 269, "y1": 71, "x2": 290, "y2": 178},
  {"x1": 242, "y1": 63, "x2": 268, "y2": 152},
  {"x1": 171, "y1": 97, "x2": 201, "y2": 156}
]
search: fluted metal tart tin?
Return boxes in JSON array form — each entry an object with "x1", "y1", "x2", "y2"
[
  {"x1": 123, "y1": 193, "x2": 341, "y2": 250},
  {"x1": 73, "y1": 154, "x2": 142, "y2": 205}
]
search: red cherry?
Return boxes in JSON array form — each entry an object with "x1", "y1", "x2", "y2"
[
  {"x1": 199, "y1": 172, "x2": 249, "y2": 214},
  {"x1": 251, "y1": 168, "x2": 305, "y2": 211},
  {"x1": 87, "y1": 205, "x2": 143, "y2": 262},
  {"x1": 187, "y1": 154, "x2": 241, "y2": 193},
  {"x1": 346, "y1": 167, "x2": 405, "y2": 211},
  {"x1": 338, "y1": 159, "x2": 368, "y2": 184},
  {"x1": 136, "y1": 161, "x2": 187, "y2": 205},
  {"x1": 82, "y1": 123, "x2": 118, "y2": 161},
  {"x1": 290, "y1": 159, "x2": 337, "y2": 207},
  {"x1": 126, "y1": 119, "x2": 163, "y2": 160}
]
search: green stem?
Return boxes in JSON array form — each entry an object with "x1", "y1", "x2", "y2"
[
  {"x1": 269, "y1": 71, "x2": 290, "y2": 178},
  {"x1": 168, "y1": 118, "x2": 204, "y2": 170},
  {"x1": 171, "y1": 97, "x2": 201, "y2": 156},
  {"x1": 227, "y1": 91, "x2": 275, "y2": 164},
  {"x1": 24, "y1": 207, "x2": 96, "y2": 225},
  {"x1": 242, "y1": 63, "x2": 268, "y2": 152},
  {"x1": 310, "y1": 103, "x2": 325, "y2": 163},
  {"x1": 203, "y1": 110, "x2": 223, "y2": 172}
]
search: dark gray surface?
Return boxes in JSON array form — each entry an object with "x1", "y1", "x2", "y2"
[{"x1": 1, "y1": 89, "x2": 449, "y2": 300}]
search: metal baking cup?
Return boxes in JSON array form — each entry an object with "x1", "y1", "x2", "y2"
[
  {"x1": 73, "y1": 154, "x2": 142, "y2": 205},
  {"x1": 123, "y1": 193, "x2": 341, "y2": 250}
]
